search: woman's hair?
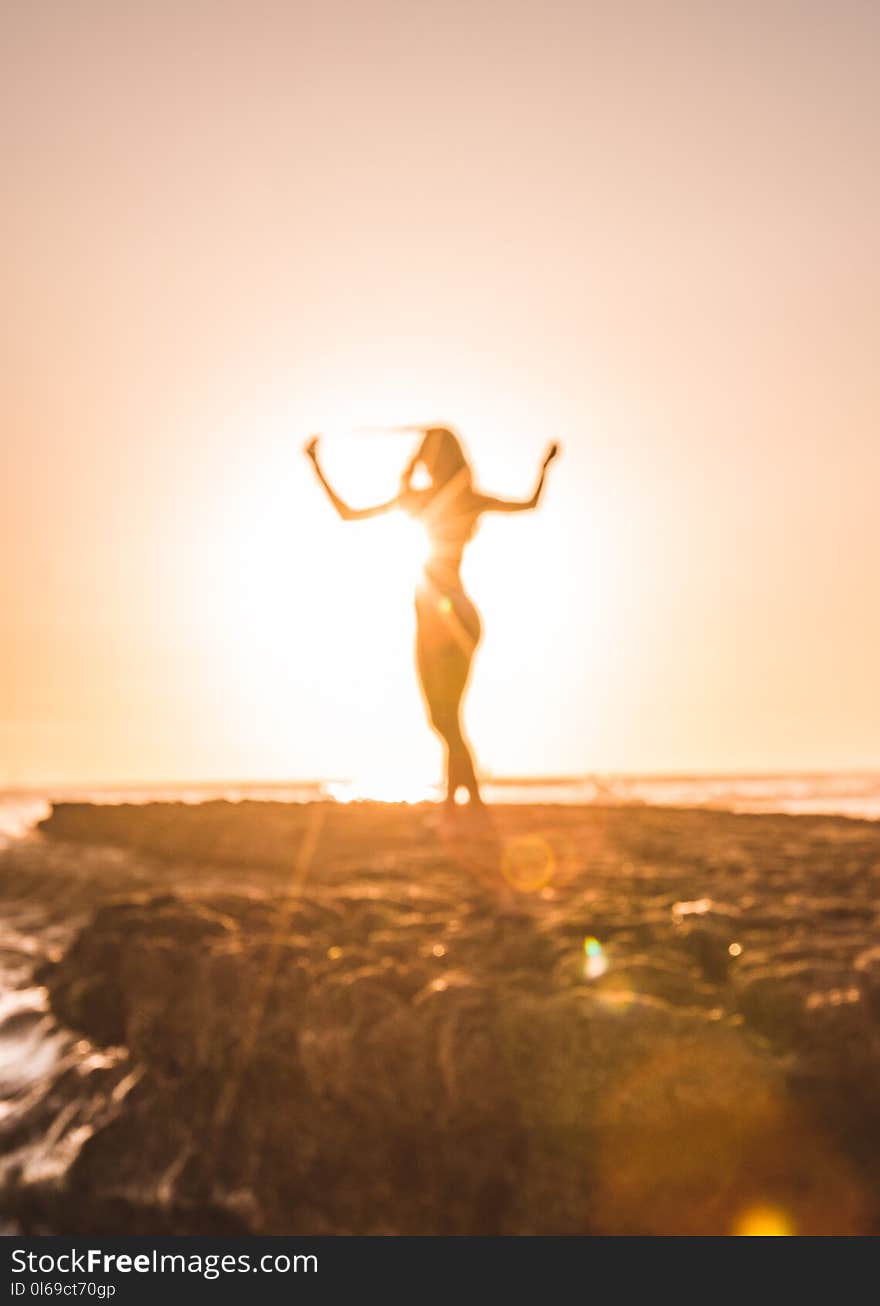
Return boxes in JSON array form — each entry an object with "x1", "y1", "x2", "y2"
[{"x1": 416, "y1": 427, "x2": 472, "y2": 491}]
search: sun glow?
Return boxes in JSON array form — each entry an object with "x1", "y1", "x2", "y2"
[
  {"x1": 174, "y1": 423, "x2": 576, "y2": 794},
  {"x1": 187, "y1": 443, "x2": 441, "y2": 789},
  {"x1": 733, "y1": 1205, "x2": 794, "y2": 1237},
  {"x1": 357, "y1": 512, "x2": 431, "y2": 589},
  {"x1": 327, "y1": 771, "x2": 438, "y2": 804}
]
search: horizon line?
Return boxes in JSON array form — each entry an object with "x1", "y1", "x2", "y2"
[{"x1": 3, "y1": 765, "x2": 880, "y2": 795}]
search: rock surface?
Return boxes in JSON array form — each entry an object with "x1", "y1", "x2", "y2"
[{"x1": 1, "y1": 801, "x2": 878, "y2": 1234}]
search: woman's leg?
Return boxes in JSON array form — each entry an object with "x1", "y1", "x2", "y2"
[
  {"x1": 416, "y1": 639, "x2": 482, "y2": 809},
  {"x1": 443, "y1": 710, "x2": 482, "y2": 809}
]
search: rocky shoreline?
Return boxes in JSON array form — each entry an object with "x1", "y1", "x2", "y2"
[{"x1": 1, "y1": 801, "x2": 878, "y2": 1234}]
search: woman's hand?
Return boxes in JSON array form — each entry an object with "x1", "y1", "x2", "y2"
[
  {"x1": 543, "y1": 442, "x2": 560, "y2": 468},
  {"x1": 304, "y1": 435, "x2": 320, "y2": 463}
]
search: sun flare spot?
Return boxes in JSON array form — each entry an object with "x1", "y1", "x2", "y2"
[
  {"x1": 733, "y1": 1205, "x2": 794, "y2": 1236},
  {"x1": 500, "y1": 834, "x2": 556, "y2": 892},
  {"x1": 583, "y1": 936, "x2": 609, "y2": 979}
]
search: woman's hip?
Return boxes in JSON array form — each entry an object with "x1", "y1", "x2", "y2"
[{"x1": 416, "y1": 587, "x2": 481, "y2": 653}]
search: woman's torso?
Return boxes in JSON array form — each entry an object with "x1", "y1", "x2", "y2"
[
  {"x1": 404, "y1": 485, "x2": 481, "y2": 587},
  {"x1": 406, "y1": 486, "x2": 483, "y2": 649}
]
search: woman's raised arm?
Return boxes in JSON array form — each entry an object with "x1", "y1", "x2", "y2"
[
  {"x1": 477, "y1": 442, "x2": 560, "y2": 513},
  {"x1": 304, "y1": 437, "x2": 398, "y2": 522}
]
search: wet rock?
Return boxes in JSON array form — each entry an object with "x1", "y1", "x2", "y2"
[
  {"x1": 676, "y1": 923, "x2": 733, "y2": 984},
  {"x1": 737, "y1": 954, "x2": 863, "y2": 1039},
  {"x1": 20, "y1": 889, "x2": 871, "y2": 1233},
  {"x1": 3, "y1": 800, "x2": 877, "y2": 1234},
  {"x1": 854, "y1": 947, "x2": 880, "y2": 1021}
]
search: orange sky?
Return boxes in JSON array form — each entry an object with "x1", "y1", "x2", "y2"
[{"x1": 3, "y1": 1, "x2": 879, "y2": 786}]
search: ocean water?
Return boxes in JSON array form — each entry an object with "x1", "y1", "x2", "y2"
[{"x1": 1, "y1": 771, "x2": 879, "y2": 847}]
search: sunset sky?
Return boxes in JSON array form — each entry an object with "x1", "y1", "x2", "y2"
[{"x1": 3, "y1": 1, "x2": 879, "y2": 787}]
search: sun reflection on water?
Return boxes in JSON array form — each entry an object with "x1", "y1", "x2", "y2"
[{"x1": 326, "y1": 773, "x2": 438, "y2": 804}]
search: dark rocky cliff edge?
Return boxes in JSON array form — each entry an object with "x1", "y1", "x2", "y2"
[{"x1": 2, "y1": 800, "x2": 878, "y2": 1234}]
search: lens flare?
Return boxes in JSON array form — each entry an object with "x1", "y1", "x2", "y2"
[
  {"x1": 500, "y1": 834, "x2": 556, "y2": 892},
  {"x1": 583, "y1": 935, "x2": 608, "y2": 980},
  {"x1": 733, "y1": 1205, "x2": 794, "y2": 1236}
]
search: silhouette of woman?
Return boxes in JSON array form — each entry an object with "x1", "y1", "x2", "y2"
[{"x1": 305, "y1": 428, "x2": 558, "y2": 816}]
